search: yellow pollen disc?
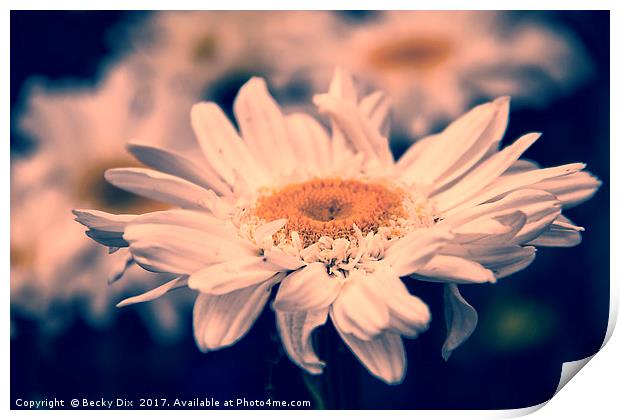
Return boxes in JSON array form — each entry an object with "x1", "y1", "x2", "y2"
[
  {"x1": 367, "y1": 36, "x2": 452, "y2": 72},
  {"x1": 10, "y1": 245, "x2": 35, "y2": 268},
  {"x1": 254, "y1": 178, "x2": 406, "y2": 247}
]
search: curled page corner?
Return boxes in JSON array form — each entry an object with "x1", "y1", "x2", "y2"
[
  {"x1": 508, "y1": 308, "x2": 617, "y2": 416},
  {"x1": 553, "y1": 301, "x2": 618, "y2": 396},
  {"x1": 497, "y1": 355, "x2": 598, "y2": 418},
  {"x1": 555, "y1": 355, "x2": 595, "y2": 395}
]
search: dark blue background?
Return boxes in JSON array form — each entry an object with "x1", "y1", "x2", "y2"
[{"x1": 10, "y1": 10, "x2": 610, "y2": 409}]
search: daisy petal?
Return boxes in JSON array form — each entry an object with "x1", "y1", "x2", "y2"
[
  {"x1": 276, "y1": 309, "x2": 329, "y2": 375},
  {"x1": 395, "y1": 132, "x2": 440, "y2": 171},
  {"x1": 529, "y1": 171, "x2": 601, "y2": 209},
  {"x1": 117, "y1": 276, "x2": 188, "y2": 307},
  {"x1": 332, "y1": 316, "x2": 406, "y2": 385},
  {"x1": 433, "y1": 132, "x2": 541, "y2": 212},
  {"x1": 445, "y1": 163, "x2": 585, "y2": 216},
  {"x1": 285, "y1": 113, "x2": 332, "y2": 173},
  {"x1": 127, "y1": 140, "x2": 232, "y2": 196},
  {"x1": 125, "y1": 223, "x2": 252, "y2": 274},
  {"x1": 193, "y1": 278, "x2": 276, "y2": 352},
  {"x1": 442, "y1": 244, "x2": 536, "y2": 279},
  {"x1": 401, "y1": 98, "x2": 507, "y2": 187},
  {"x1": 414, "y1": 255, "x2": 496, "y2": 284},
  {"x1": 73, "y1": 209, "x2": 135, "y2": 232},
  {"x1": 360, "y1": 90, "x2": 391, "y2": 137},
  {"x1": 191, "y1": 102, "x2": 269, "y2": 190},
  {"x1": 384, "y1": 228, "x2": 454, "y2": 277},
  {"x1": 432, "y1": 97, "x2": 511, "y2": 190},
  {"x1": 511, "y1": 201, "x2": 562, "y2": 244},
  {"x1": 442, "y1": 284, "x2": 478, "y2": 361},
  {"x1": 314, "y1": 94, "x2": 393, "y2": 165},
  {"x1": 108, "y1": 249, "x2": 134, "y2": 284},
  {"x1": 253, "y1": 218, "x2": 287, "y2": 246},
  {"x1": 527, "y1": 218, "x2": 583, "y2": 247},
  {"x1": 130, "y1": 209, "x2": 243, "y2": 242},
  {"x1": 452, "y1": 211, "x2": 526, "y2": 244},
  {"x1": 505, "y1": 158, "x2": 540, "y2": 174},
  {"x1": 553, "y1": 215, "x2": 585, "y2": 231},
  {"x1": 73, "y1": 209, "x2": 134, "y2": 247},
  {"x1": 85, "y1": 229, "x2": 129, "y2": 248},
  {"x1": 331, "y1": 271, "x2": 390, "y2": 340},
  {"x1": 377, "y1": 268, "x2": 431, "y2": 338},
  {"x1": 325, "y1": 68, "x2": 358, "y2": 167},
  {"x1": 274, "y1": 263, "x2": 340, "y2": 312},
  {"x1": 263, "y1": 248, "x2": 305, "y2": 271},
  {"x1": 442, "y1": 189, "x2": 556, "y2": 227},
  {"x1": 233, "y1": 77, "x2": 295, "y2": 172},
  {"x1": 188, "y1": 256, "x2": 280, "y2": 295},
  {"x1": 105, "y1": 167, "x2": 211, "y2": 210},
  {"x1": 327, "y1": 66, "x2": 358, "y2": 103}
]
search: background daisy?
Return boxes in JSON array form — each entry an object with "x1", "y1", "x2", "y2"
[
  {"x1": 262, "y1": 11, "x2": 593, "y2": 137},
  {"x1": 12, "y1": 64, "x2": 194, "y2": 341}
]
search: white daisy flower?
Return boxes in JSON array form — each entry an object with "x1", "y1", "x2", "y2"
[
  {"x1": 74, "y1": 69, "x2": 600, "y2": 384},
  {"x1": 262, "y1": 11, "x2": 593, "y2": 136},
  {"x1": 12, "y1": 64, "x2": 193, "y2": 340},
  {"x1": 112, "y1": 10, "x2": 277, "y2": 149}
]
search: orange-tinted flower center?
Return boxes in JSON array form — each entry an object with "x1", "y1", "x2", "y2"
[
  {"x1": 367, "y1": 36, "x2": 452, "y2": 72},
  {"x1": 254, "y1": 178, "x2": 406, "y2": 246},
  {"x1": 192, "y1": 33, "x2": 218, "y2": 62}
]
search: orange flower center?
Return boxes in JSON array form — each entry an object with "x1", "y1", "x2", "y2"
[
  {"x1": 254, "y1": 178, "x2": 406, "y2": 246},
  {"x1": 367, "y1": 36, "x2": 452, "y2": 72}
]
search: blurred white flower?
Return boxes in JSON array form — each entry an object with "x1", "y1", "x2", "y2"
[
  {"x1": 111, "y1": 10, "x2": 276, "y2": 147},
  {"x1": 262, "y1": 11, "x2": 593, "y2": 136},
  {"x1": 12, "y1": 10, "x2": 277, "y2": 338},
  {"x1": 74, "y1": 69, "x2": 599, "y2": 384},
  {"x1": 12, "y1": 65, "x2": 193, "y2": 341}
]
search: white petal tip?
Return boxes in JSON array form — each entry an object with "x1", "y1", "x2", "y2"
[{"x1": 441, "y1": 349, "x2": 453, "y2": 361}]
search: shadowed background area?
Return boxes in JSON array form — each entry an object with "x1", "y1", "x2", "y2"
[{"x1": 10, "y1": 10, "x2": 609, "y2": 409}]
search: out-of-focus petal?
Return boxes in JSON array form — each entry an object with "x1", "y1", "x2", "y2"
[
  {"x1": 276, "y1": 309, "x2": 329, "y2": 375},
  {"x1": 442, "y1": 284, "x2": 478, "y2": 360}
]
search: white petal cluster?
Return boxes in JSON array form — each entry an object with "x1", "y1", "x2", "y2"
[{"x1": 74, "y1": 68, "x2": 600, "y2": 384}]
